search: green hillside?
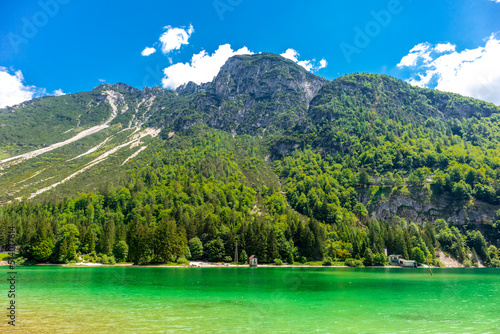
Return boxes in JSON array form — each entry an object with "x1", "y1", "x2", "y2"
[{"x1": 0, "y1": 54, "x2": 499, "y2": 267}]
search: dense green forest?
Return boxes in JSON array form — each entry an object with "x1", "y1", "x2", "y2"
[{"x1": 1, "y1": 127, "x2": 499, "y2": 267}]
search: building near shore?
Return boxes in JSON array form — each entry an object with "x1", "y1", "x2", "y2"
[
  {"x1": 389, "y1": 254, "x2": 417, "y2": 267},
  {"x1": 389, "y1": 255, "x2": 403, "y2": 265},
  {"x1": 399, "y1": 259, "x2": 417, "y2": 267},
  {"x1": 249, "y1": 255, "x2": 258, "y2": 267}
]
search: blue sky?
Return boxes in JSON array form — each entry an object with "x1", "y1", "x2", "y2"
[{"x1": 1, "y1": 0, "x2": 500, "y2": 108}]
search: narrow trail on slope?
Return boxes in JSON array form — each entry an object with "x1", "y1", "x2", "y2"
[{"x1": 0, "y1": 90, "x2": 122, "y2": 167}]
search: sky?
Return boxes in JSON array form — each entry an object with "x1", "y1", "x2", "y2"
[{"x1": 1, "y1": 0, "x2": 500, "y2": 108}]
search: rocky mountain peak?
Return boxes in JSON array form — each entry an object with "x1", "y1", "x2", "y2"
[
  {"x1": 212, "y1": 53, "x2": 327, "y2": 106},
  {"x1": 92, "y1": 82, "x2": 140, "y2": 94},
  {"x1": 168, "y1": 53, "x2": 329, "y2": 135}
]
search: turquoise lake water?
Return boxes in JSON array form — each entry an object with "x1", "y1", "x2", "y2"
[{"x1": 1, "y1": 267, "x2": 499, "y2": 333}]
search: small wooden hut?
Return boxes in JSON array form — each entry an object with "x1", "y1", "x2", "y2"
[{"x1": 249, "y1": 255, "x2": 258, "y2": 267}]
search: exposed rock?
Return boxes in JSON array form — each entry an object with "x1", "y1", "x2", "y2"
[
  {"x1": 186, "y1": 53, "x2": 328, "y2": 134},
  {"x1": 437, "y1": 251, "x2": 462, "y2": 267},
  {"x1": 213, "y1": 53, "x2": 326, "y2": 107},
  {"x1": 364, "y1": 187, "x2": 498, "y2": 225},
  {"x1": 176, "y1": 81, "x2": 209, "y2": 95}
]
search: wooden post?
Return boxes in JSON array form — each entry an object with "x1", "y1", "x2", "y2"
[{"x1": 234, "y1": 241, "x2": 238, "y2": 264}]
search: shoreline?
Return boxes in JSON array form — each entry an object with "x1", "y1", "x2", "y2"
[{"x1": 0, "y1": 260, "x2": 476, "y2": 268}]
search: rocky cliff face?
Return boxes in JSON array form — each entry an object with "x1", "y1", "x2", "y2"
[
  {"x1": 212, "y1": 53, "x2": 325, "y2": 106},
  {"x1": 361, "y1": 187, "x2": 499, "y2": 225},
  {"x1": 176, "y1": 81, "x2": 210, "y2": 95}
]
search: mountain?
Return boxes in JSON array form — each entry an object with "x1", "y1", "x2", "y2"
[
  {"x1": 1, "y1": 53, "x2": 499, "y2": 267},
  {"x1": 157, "y1": 53, "x2": 327, "y2": 135}
]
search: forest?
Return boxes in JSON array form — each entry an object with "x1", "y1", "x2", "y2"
[{"x1": 1, "y1": 125, "x2": 499, "y2": 267}]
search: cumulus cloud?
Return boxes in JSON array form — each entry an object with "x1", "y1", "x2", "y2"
[
  {"x1": 141, "y1": 47, "x2": 156, "y2": 56},
  {"x1": 53, "y1": 89, "x2": 65, "y2": 96},
  {"x1": 0, "y1": 67, "x2": 37, "y2": 108},
  {"x1": 281, "y1": 49, "x2": 301, "y2": 62},
  {"x1": 397, "y1": 35, "x2": 500, "y2": 105},
  {"x1": 161, "y1": 44, "x2": 253, "y2": 89},
  {"x1": 280, "y1": 49, "x2": 327, "y2": 72},
  {"x1": 159, "y1": 24, "x2": 194, "y2": 54},
  {"x1": 0, "y1": 67, "x2": 66, "y2": 108},
  {"x1": 319, "y1": 59, "x2": 328, "y2": 69},
  {"x1": 397, "y1": 43, "x2": 432, "y2": 67},
  {"x1": 434, "y1": 43, "x2": 456, "y2": 53}
]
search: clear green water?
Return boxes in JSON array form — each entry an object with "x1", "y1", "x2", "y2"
[{"x1": 2, "y1": 267, "x2": 499, "y2": 333}]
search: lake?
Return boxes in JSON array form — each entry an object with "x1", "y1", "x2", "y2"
[{"x1": 2, "y1": 267, "x2": 499, "y2": 333}]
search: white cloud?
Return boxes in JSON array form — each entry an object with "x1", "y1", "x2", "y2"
[
  {"x1": 99, "y1": 78, "x2": 106, "y2": 83},
  {"x1": 159, "y1": 24, "x2": 194, "y2": 54},
  {"x1": 161, "y1": 44, "x2": 253, "y2": 89},
  {"x1": 280, "y1": 48, "x2": 327, "y2": 72},
  {"x1": 281, "y1": 49, "x2": 300, "y2": 63},
  {"x1": 297, "y1": 60, "x2": 314, "y2": 72},
  {"x1": 319, "y1": 59, "x2": 328, "y2": 69},
  {"x1": 0, "y1": 67, "x2": 66, "y2": 108},
  {"x1": 397, "y1": 43, "x2": 432, "y2": 67},
  {"x1": 0, "y1": 67, "x2": 37, "y2": 108},
  {"x1": 141, "y1": 47, "x2": 156, "y2": 56},
  {"x1": 435, "y1": 43, "x2": 456, "y2": 53},
  {"x1": 398, "y1": 35, "x2": 500, "y2": 105},
  {"x1": 53, "y1": 89, "x2": 65, "y2": 96},
  {"x1": 490, "y1": 0, "x2": 500, "y2": 3}
]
